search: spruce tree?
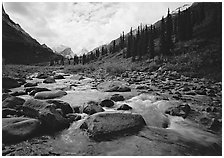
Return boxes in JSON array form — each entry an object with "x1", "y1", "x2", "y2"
[
  {"x1": 159, "y1": 16, "x2": 166, "y2": 56},
  {"x1": 166, "y1": 8, "x2": 173, "y2": 55},
  {"x1": 149, "y1": 24, "x2": 155, "y2": 58}
]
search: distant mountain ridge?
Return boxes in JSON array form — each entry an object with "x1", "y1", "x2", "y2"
[
  {"x1": 2, "y1": 6, "x2": 61, "y2": 64},
  {"x1": 52, "y1": 45, "x2": 74, "y2": 58}
]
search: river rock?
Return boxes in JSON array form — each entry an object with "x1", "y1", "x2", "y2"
[
  {"x1": 100, "y1": 99, "x2": 114, "y2": 107},
  {"x1": 24, "y1": 82, "x2": 38, "y2": 87},
  {"x1": 46, "y1": 100, "x2": 73, "y2": 116},
  {"x1": 53, "y1": 74, "x2": 65, "y2": 79},
  {"x1": 25, "y1": 87, "x2": 50, "y2": 96},
  {"x1": 34, "y1": 90, "x2": 67, "y2": 99},
  {"x1": 43, "y1": 77, "x2": 56, "y2": 84},
  {"x1": 3, "y1": 77, "x2": 20, "y2": 89},
  {"x1": 9, "y1": 90, "x2": 27, "y2": 96},
  {"x1": 80, "y1": 112, "x2": 146, "y2": 138},
  {"x1": 2, "y1": 108, "x2": 21, "y2": 118},
  {"x1": 117, "y1": 104, "x2": 132, "y2": 110},
  {"x1": 2, "y1": 117, "x2": 41, "y2": 144},
  {"x1": 3, "y1": 96, "x2": 25, "y2": 109},
  {"x1": 110, "y1": 94, "x2": 125, "y2": 102},
  {"x1": 66, "y1": 113, "x2": 82, "y2": 123},
  {"x1": 97, "y1": 81, "x2": 131, "y2": 92},
  {"x1": 81, "y1": 101, "x2": 104, "y2": 115},
  {"x1": 165, "y1": 104, "x2": 191, "y2": 118},
  {"x1": 36, "y1": 73, "x2": 49, "y2": 79}
]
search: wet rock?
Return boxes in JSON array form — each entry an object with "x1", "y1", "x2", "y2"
[
  {"x1": 53, "y1": 74, "x2": 65, "y2": 79},
  {"x1": 165, "y1": 104, "x2": 191, "y2": 118},
  {"x1": 100, "y1": 99, "x2": 114, "y2": 107},
  {"x1": 136, "y1": 85, "x2": 149, "y2": 90},
  {"x1": 24, "y1": 82, "x2": 38, "y2": 87},
  {"x1": 110, "y1": 94, "x2": 125, "y2": 102},
  {"x1": 80, "y1": 112, "x2": 146, "y2": 138},
  {"x1": 34, "y1": 90, "x2": 67, "y2": 99},
  {"x1": 43, "y1": 77, "x2": 56, "y2": 84},
  {"x1": 81, "y1": 101, "x2": 104, "y2": 115},
  {"x1": 3, "y1": 96, "x2": 25, "y2": 109},
  {"x1": 66, "y1": 113, "x2": 82, "y2": 123},
  {"x1": 36, "y1": 73, "x2": 49, "y2": 79},
  {"x1": 46, "y1": 100, "x2": 73, "y2": 116},
  {"x1": 38, "y1": 104, "x2": 70, "y2": 131},
  {"x1": 3, "y1": 77, "x2": 20, "y2": 89},
  {"x1": 2, "y1": 117, "x2": 41, "y2": 144},
  {"x1": 117, "y1": 104, "x2": 132, "y2": 110},
  {"x1": 73, "y1": 106, "x2": 80, "y2": 113},
  {"x1": 9, "y1": 90, "x2": 27, "y2": 96},
  {"x1": 97, "y1": 81, "x2": 131, "y2": 92}
]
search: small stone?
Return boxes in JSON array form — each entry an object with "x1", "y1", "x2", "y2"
[{"x1": 117, "y1": 104, "x2": 132, "y2": 110}]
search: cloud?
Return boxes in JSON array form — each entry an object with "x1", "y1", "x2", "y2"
[{"x1": 3, "y1": 2, "x2": 192, "y2": 55}]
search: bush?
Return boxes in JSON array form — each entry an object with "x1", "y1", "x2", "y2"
[{"x1": 105, "y1": 62, "x2": 126, "y2": 76}]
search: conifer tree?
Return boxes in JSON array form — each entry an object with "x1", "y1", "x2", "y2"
[
  {"x1": 149, "y1": 24, "x2": 155, "y2": 58},
  {"x1": 159, "y1": 16, "x2": 166, "y2": 55},
  {"x1": 165, "y1": 8, "x2": 173, "y2": 55}
]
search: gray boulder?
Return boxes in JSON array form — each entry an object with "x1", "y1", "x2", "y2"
[
  {"x1": 34, "y1": 90, "x2": 67, "y2": 99},
  {"x1": 46, "y1": 100, "x2": 73, "y2": 116},
  {"x1": 97, "y1": 81, "x2": 131, "y2": 92},
  {"x1": 2, "y1": 117, "x2": 41, "y2": 144},
  {"x1": 80, "y1": 112, "x2": 146, "y2": 138},
  {"x1": 100, "y1": 99, "x2": 114, "y2": 107},
  {"x1": 3, "y1": 96, "x2": 25, "y2": 109},
  {"x1": 24, "y1": 82, "x2": 38, "y2": 87},
  {"x1": 110, "y1": 94, "x2": 125, "y2": 102}
]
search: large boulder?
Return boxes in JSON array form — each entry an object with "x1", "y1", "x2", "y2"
[
  {"x1": 46, "y1": 100, "x2": 73, "y2": 116},
  {"x1": 2, "y1": 93, "x2": 12, "y2": 101},
  {"x1": 43, "y1": 77, "x2": 56, "y2": 84},
  {"x1": 110, "y1": 94, "x2": 125, "y2": 102},
  {"x1": 80, "y1": 112, "x2": 146, "y2": 138},
  {"x1": 36, "y1": 73, "x2": 49, "y2": 79},
  {"x1": 81, "y1": 101, "x2": 104, "y2": 115},
  {"x1": 2, "y1": 117, "x2": 41, "y2": 144},
  {"x1": 99, "y1": 99, "x2": 114, "y2": 107},
  {"x1": 34, "y1": 90, "x2": 67, "y2": 99},
  {"x1": 23, "y1": 99, "x2": 70, "y2": 131},
  {"x1": 3, "y1": 96, "x2": 25, "y2": 109},
  {"x1": 97, "y1": 81, "x2": 131, "y2": 92},
  {"x1": 3, "y1": 77, "x2": 20, "y2": 89}
]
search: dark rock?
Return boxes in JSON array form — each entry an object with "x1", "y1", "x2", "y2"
[
  {"x1": 9, "y1": 90, "x2": 27, "y2": 96},
  {"x1": 3, "y1": 96, "x2": 25, "y2": 109},
  {"x1": 36, "y1": 73, "x2": 49, "y2": 79},
  {"x1": 81, "y1": 101, "x2": 104, "y2": 115},
  {"x1": 46, "y1": 100, "x2": 73, "y2": 116},
  {"x1": 24, "y1": 82, "x2": 38, "y2": 87},
  {"x1": 80, "y1": 112, "x2": 146, "y2": 138},
  {"x1": 3, "y1": 77, "x2": 20, "y2": 89},
  {"x1": 53, "y1": 74, "x2": 65, "y2": 79},
  {"x1": 43, "y1": 77, "x2": 56, "y2": 84},
  {"x1": 110, "y1": 94, "x2": 125, "y2": 102},
  {"x1": 15, "y1": 78, "x2": 26, "y2": 85},
  {"x1": 117, "y1": 104, "x2": 132, "y2": 110},
  {"x1": 182, "y1": 86, "x2": 191, "y2": 92},
  {"x1": 136, "y1": 85, "x2": 149, "y2": 90},
  {"x1": 66, "y1": 113, "x2": 82, "y2": 123},
  {"x1": 2, "y1": 117, "x2": 41, "y2": 144},
  {"x1": 38, "y1": 104, "x2": 70, "y2": 131},
  {"x1": 73, "y1": 106, "x2": 80, "y2": 113},
  {"x1": 195, "y1": 89, "x2": 207, "y2": 95},
  {"x1": 100, "y1": 99, "x2": 114, "y2": 107},
  {"x1": 185, "y1": 91, "x2": 196, "y2": 95},
  {"x1": 34, "y1": 90, "x2": 67, "y2": 99},
  {"x1": 165, "y1": 104, "x2": 191, "y2": 118}
]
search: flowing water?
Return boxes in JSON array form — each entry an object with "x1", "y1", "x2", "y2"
[{"x1": 6, "y1": 72, "x2": 221, "y2": 156}]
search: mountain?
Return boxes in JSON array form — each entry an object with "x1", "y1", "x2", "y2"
[
  {"x1": 52, "y1": 45, "x2": 74, "y2": 58},
  {"x1": 78, "y1": 48, "x2": 89, "y2": 56},
  {"x1": 2, "y1": 6, "x2": 61, "y2": 64}
]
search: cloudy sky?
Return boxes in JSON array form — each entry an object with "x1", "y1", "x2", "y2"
[{"x1": 4, "y1": 2, "x2": 192, "y2": 55}]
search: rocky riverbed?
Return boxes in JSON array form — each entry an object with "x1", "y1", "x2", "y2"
[{"x1": 2, "y1": 68, "x2": 222, "y2": 156}]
